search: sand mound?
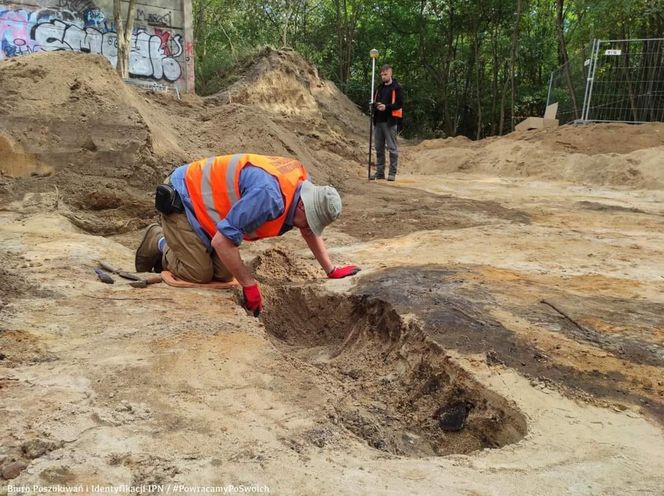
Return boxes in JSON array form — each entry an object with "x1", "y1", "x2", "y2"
[
  {"x1": 194, "y1": 103, "x2": 341, "y2": 183},
  {"x1": 508, "y1": 122, "x2": 664, "y2": 155},
  {"x1": 204, "y1": 48, "x2": 368, "y2": 180},
  {"x1": 405, "y1": 123, "x2": 664, "y2": 188},
  {"x1": 0, "y1": 50, "x2": 366, "y2": 234},
  {"x1": 207, "y1": 47, "x2": 367, "y2": 138},
  {"x1": 0, "y1": 52, "x2": 186, "y2": 171},
  {"x1": 1, "y1": 48, "x2": 660, "y2": 238},
  {"x1": 0, "y1": 52, "x2": 192, "y2": 233},
  {"x1": 0, "y1": 49, "x2": 370, "y2": 233}
]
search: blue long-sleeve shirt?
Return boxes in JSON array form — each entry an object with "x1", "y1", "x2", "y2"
[{"x1": 169, "y1": 164, "x2": 302, "y2": 250}]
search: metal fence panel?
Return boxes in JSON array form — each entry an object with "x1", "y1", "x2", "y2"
[
  {"x1": 547, "y1": 57, "x2": 588, "y2": 124},
  {"x1": 582, "y1": 38, "x2": 664, "y2": 123}
]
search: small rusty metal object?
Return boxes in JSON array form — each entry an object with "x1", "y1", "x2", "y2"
[
  {"x1": 128, "y1": 274, "x2": 162, "y2": 289},
  {"x1": 94, "y1": 268, "x2": 115, "y2": 284},
  {"x1": 98, "y1": 261, "x2": 162, "y2": 288},
  {"x1": 98, "y1": 261, "x2": 142, "y2": 281}
]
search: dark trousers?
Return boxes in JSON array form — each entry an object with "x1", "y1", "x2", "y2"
[{"x1": 374, "y1": 122, "x2": 398, "y2": 177}]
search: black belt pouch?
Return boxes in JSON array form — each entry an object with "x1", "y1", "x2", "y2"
[{"x1": 155, "y1": 184, "x2": 185, "y2": 214}]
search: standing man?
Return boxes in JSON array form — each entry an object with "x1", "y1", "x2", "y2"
[
  {"x1": 371, "y1": 64, "x2": 403, "y2": 181},
  {"x1": 135, "y1": 153, "x2": 360, "y2": 316}
]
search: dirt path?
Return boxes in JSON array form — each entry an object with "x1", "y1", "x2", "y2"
[{"x1": 1, "y1": 173, "x2": 663, "y2": 494}]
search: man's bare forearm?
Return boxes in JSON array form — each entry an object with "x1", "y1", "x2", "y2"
[
  {"x1": 300, "y1": 228, "x2": 335, "y2": 274},
  {"x1": 210, "y1": 232, "x2": 256, "y2": 287}
]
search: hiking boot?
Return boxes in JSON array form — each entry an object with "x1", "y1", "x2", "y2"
[
  {"x1": 370, "y1": 173, "x2": 385, "y2": 181},
  {"x1": 135, "y1": 224, "x2": 163, "y2": 272},
  {"x1": 387, "y1": 174, "x2": 396, "y2": 181}
]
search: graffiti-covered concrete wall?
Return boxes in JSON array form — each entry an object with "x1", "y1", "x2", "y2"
[{"x1": 0, "y1": 0, "x2": 195, "y2": 92}]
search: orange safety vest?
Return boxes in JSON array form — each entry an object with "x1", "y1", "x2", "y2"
[
  {"x1": 184, "y1": 154, "x2": 308, "y2": 241},
  {"x1": 375, "y1": 87, "x2": 403, "y2": 118}
]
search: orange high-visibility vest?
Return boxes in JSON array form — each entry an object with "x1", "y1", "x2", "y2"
[
  {"x1": 374, "y1": 87, "x2": 403, "y2": 118},
  {"x1": 184, "y1": 154, "x2": 308, "y2": 241}
]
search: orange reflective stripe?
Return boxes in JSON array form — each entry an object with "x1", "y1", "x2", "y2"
[
  {"x1": 391, "y1": 89, "x2": 402, "y2": 118},
  {"x1": 184, "y1": 154, "x2": 308, "y2": 240}
]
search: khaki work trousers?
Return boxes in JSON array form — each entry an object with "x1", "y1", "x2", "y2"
[{"x1": 160, "y1": 212, "x2": 233, "y2": 283}]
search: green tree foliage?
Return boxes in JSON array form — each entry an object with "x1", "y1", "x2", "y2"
[{"x1": 193, "y1": 0, "x2": 664, "y2": 138}]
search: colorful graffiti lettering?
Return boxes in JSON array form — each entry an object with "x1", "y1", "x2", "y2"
[
  {"x1": 0, "y1": 9, "x2": 32, "y2": 57},
  {"x1": 153, "y1": 28, "x2": 183, "y2": 58},
  {"x1": 0, "y1": 6, "x2": 182, "y2": 82}
]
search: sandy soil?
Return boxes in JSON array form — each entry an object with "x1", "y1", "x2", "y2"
[
  {"x1": 1, "y1": 51, "x2": 664, "y2": 494},
  {"x1": 1, "y1": 176, "x2": 663, "y2": 494}
]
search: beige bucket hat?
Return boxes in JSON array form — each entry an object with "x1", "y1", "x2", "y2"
[{"x1": 300, "y1": 180, "x2": 342, "y2": 236}]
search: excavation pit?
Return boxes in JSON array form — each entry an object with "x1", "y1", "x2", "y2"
[{"x1": 262, "y1": 287, "x2": 528, "y2": 457}]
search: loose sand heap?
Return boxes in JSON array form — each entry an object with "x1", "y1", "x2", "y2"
[
  {"x1": 404, "y1": 122, "x2": 664, "y2": 188},
  {"x1": 2, "y1": 49, "x2": 662, "y2": 236},
  {"x1": 0, "y1": 49, "x2": 367, "y2": 234},
  {"x1": 205, "y1": 47, "x2": 368, "y2": 157},
  {"x1": 1, "y1": 49, "x2": 664, "y2": 493}
]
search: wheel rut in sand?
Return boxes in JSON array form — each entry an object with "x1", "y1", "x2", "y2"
[{"x1": 261, "y1": 286, "x2": 527, "y2": 457}]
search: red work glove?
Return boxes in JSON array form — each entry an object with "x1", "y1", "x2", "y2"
[
  {"x1": 242, "y1": 284, "x2": 263, "y2": 317},
  {"x1": 327, "y1": 265, "x2": 361, "y2": 279}
]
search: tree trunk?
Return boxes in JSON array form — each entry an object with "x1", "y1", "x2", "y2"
[
  {"x1": 281, "y1": 2, "x2": 292, "y2": 47},
  {"x1": 114, "y1": 0, "x2": 136, "y2": 79},
  {"x1": 555, "y1": 0, "x2": 579, "y2": 119},
  {"x1": 473, "y1": 22, "x2": 483, "y2": 139},
  {"x1": 510, "y1": 0, "x2": 523, "y2": 132},
  {"x1": 334, "y1": 0, "x2": 360, "y2": 88},
  {"x1": 490, "y1": 23, "x2": 499, "y2": 135},
  {"x1": 499, "y1": 0, "x2": 523, "y2": 135},
  {"x1": 441, "y1": 4, "x2": 455, "y2": 135}
]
